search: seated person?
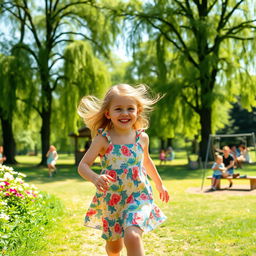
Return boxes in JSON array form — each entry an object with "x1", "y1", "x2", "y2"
[
  {"x1": 222, "y1": 146, "x2": 240, "y2": 188},
  {"x1": 230, "y1": 145, "x2": 240, "y2": 168},
  {"x1": 166, "y1": 146, "x2": 175, "y2": 161},
  {"x1": 211, "y1": 154, "x2": 226, "y2": 191},
  {"x1": 236, "y1": 144, "x2": 249, "y2": 167}
]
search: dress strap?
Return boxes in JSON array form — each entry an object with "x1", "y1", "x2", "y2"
[
  {"x1": 136, "y1": 129, "x2": 145, "y2": 142},
  {"x1": 98, "y1": 128, "x2": 112, "y2": 143}
]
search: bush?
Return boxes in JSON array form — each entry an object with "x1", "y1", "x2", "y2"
[{"x1": 0, "y1": 165, "x2": 63, "y2": 255}]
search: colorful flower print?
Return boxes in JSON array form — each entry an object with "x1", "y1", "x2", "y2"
[
  {"x1": 84, "y1": 129, "x2": 167, "y2": 241},
  {"x1": 121, "y1": 146, "x2": 131, "y2": 156}
]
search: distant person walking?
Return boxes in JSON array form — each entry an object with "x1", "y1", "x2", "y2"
[{"x1": 46, "y1": 145, "x2": 58, "y2": 177}]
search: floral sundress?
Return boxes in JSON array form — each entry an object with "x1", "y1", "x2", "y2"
[{"x1": 84, "y1": 129, "x2": 167, "y2": 241}]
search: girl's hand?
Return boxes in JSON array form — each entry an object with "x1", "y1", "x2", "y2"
[
  {"x1": 156, "y1": 184, "x2": 170, "y2": 203},
  {"x1": 94, "y1": 174, "x2": 115, "y2": 192}
]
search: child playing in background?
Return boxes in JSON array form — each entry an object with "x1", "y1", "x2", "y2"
[
  {"x1": 211, "y1": 154, "x2": 226, "y2": 191},
  {"x1": 159, "y1": 149, "x2": 166, "y2": 165},
  {"x1": 46, "y1": 145, "x2": 58, "y2": 177},
  {"x1": 77, "y1": 84, "x2": 169, "y2": 256}
]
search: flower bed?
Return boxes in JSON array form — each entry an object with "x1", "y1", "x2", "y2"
[{"x1": 0, "y1": 165, "x2": 63, "y2": 255}]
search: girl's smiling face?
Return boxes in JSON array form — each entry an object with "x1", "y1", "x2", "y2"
[{"x1": 105, "y1": 95, "x2": 138, "y2": 131}]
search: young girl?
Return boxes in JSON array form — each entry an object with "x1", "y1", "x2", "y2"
[
  {"x1": 77, "y1": 84, "x2": 169, "y2": 256},
  {"x1": 46, "y1": 145, "x2": 58, "y2": 177}
]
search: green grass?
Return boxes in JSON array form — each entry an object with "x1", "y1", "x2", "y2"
[{"x1": 10, "y1": 153, "x2": 256, "y2": 256}]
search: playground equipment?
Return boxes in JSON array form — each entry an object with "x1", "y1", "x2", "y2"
[{"x1": 201, "y1": 133, "x2": 256, "y2": 191}]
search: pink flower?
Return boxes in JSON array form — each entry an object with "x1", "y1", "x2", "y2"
[
  {"x1": 102, "y1": 218, "x2": 109, "y2": 232},
  {"x1": 4, "y1": 192, "x2": 10, "y2": 196},
  {"x1": 106, "y1": 170, "x2": 117, "y2": 182},
  {"x1": 16, "y1": 193, "x2": 24, "y2": 198},
  {"x1": 106, "y1": 144, "x2": 114, "y2": 154},
  {"x1": 132, "y1": 167, "x2": 139, "y2": 180},
  {"x1": 126, "y1": 194, "x2": 134, "y2": 204},
  {"x1": 132, "y1": 213, "x2": 143, "y2": 225},
  {"x1": 154, "y1": 206, "x2": 161, "y2": 218},
  {"x1": 108, "y1": 194, "x2": 121, "y2": 206},
  {"x1": 124, "y1": 169, "x2": 128, "y2": 174},
  {"x1": 9, "y1": 188, "x2": 17, "y2": 194},
  {"x1": 86, "y1": 209, "x2": 97, "y2": 217},
  {"x1": 140, "y1": 193, "x2": 148, "y2": 200},
  {"x1": 121, "y1": 146, "x2": 131, "y2": 156},
  {"x1": 4, "y1": 181, "x2": 10, "y2": 186},
  {"x1": 114, "y1": 223, "x2": 122, "y2": 234}
]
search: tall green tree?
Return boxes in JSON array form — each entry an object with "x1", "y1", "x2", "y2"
[
  {"x1": 0, "y1": 7, "x2": 32, "y2": 163},
  {"x1": 0, "y1": 49, "x2": 33, "y2": 163},
  {"x1": 116, "y1": 0, "x2": 256, "y2": 159},
  {"x1": 2, "y1": 0, "x2": 116, "y2": 164}
]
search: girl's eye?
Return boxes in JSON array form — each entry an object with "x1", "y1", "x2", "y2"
[
  {"x1": 115, "y1": 108, "x2": 121, "y2": 111},
  {"x1": 128, "y1": 107, "x2": 135, "y2": 111}
]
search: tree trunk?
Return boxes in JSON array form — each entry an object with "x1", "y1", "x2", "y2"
[
  {"x1": 39, "y1": 107, "x2": 51, "y2": 166},
  {"x1": 167, "y1": 138, "x2": 173, "y2": 148},
  {"x1": 160, "y1": 138, "x2": 165, "y2": 150},
  {"x1": 0, "y1": 114, "x2": 17, "y2": 164},
  {"x1": 199, "y1": 107, "x2": 212, "y2": 161}
]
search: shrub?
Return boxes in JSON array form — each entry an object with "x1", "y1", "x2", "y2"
[{"x1": 0, "y1": 165, "x2": 63, "y2": 255}]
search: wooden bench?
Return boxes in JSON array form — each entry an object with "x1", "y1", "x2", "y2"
[{"x1": 207, "y1": 176, "x2": 256, "y2": 190}]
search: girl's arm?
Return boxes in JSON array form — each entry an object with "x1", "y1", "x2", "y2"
[
  {"x1": 141, "y1": 133, "x2": 169, "y2": 203},
  {"x1": 53, "y1": 151, "x2": 58, "y2": 160},
  {"x1": 78, "y1": 135, "x2": 115, "y2": 192}
]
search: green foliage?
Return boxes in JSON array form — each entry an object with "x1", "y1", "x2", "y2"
[
  {"x1": 57, "y1": 40, "x2": 110, "y2": 136},
  {"x1": 114, "y1": 0, "x2": 256, "y2": 157},
  {"x1": 0, "y1": 165, "x2": 63, "y2": 255},
  {"x1": 0, "y1": 46, "x2": 33, "y2": 119},
  {"x1": 11, "y1": 154, "x2": 256, "y2": 256}
]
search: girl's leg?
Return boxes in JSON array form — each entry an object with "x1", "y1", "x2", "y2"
[
  {"x1": 124, "y1": 226, "x2": 144, "y2": 256},
  {"x1": 105, "y1": 238, "x2": 123, "y2": 256},
  {"x1": 48, "y1": 164, "x2": 53, "y2": 177}
]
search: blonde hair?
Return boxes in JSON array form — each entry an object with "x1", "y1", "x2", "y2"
[
  {"x1": 215, "y1": 154, "x2": 223, "y2": 161},
  {"x1": 77, "y1": 84, "x2": 162, "y2": 137},
  {"x1": 50, "y1": 145, "x2": 56, "y2": 151}
]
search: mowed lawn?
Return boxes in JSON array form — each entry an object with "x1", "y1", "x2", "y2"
[{"x1": 12, "y1": 152, "x2": 256, "y2": 256}]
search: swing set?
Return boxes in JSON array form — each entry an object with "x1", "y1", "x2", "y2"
[{"x1": 201, "y1": 132, "x2": 256, "y2": 191}]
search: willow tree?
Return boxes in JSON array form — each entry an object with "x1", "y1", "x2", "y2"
[
  {"x1": 116, "y1": 0, "x2": 256, "y2": 159},
  {"x1": 0, "y1": 47, "x2": 34, "y2": 163},
  {"x1": 0, "y1": 5, "x2": 32, "y2": 163},
  {"x1": 55, "y1": 40, "x2": 110, "y2": 141},
  {"x1": 121, "y1": 37, "x2": 203, "y2": 153},
  {"x1": 2, "y1": 0, "x2": 117, "y2": 164}
]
